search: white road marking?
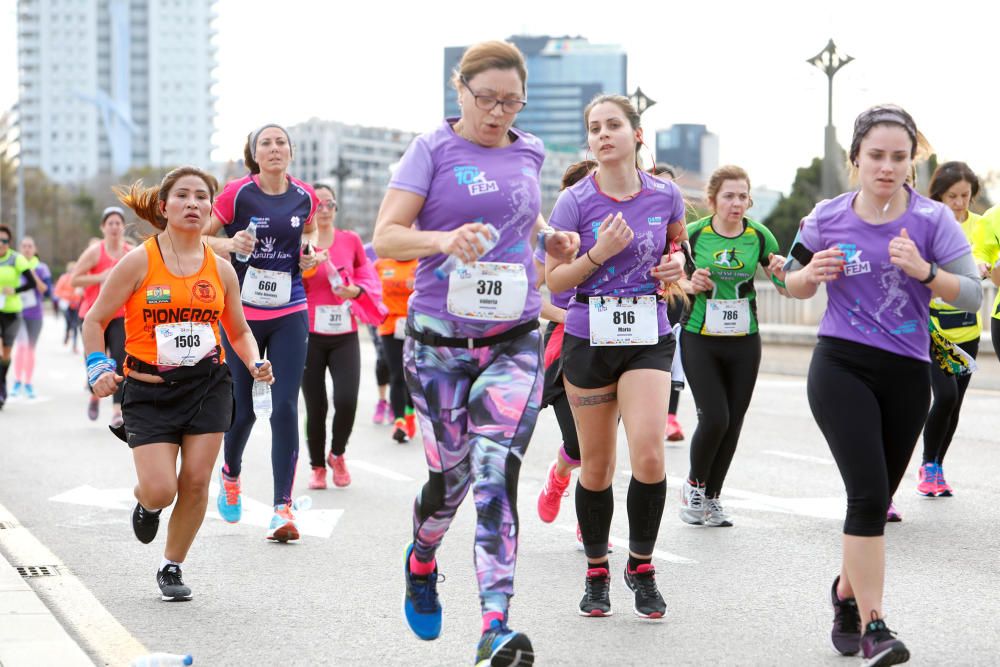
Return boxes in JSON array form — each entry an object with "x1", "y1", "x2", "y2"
[
  {"x1": 349, "y1": 460, "x2": 414, "y2": 482},
  {"x1": 554, "y1": 525, "x2": 697, "y2": 565},
  {"x1": 762, "y1": 450, "x2": 834, "y2": 465},
  {"x1": 49, "y1": 485, "x2": 343, "y2": 539},
  {"x1": 0, "y1": 501, "x2": 147, "y2": 666}
]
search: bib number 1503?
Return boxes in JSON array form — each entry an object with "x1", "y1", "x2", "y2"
[{"x1": 174, "y1": 334, "x2": 202, "y2": 348}]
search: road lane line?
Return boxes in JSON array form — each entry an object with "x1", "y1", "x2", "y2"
[
  {"x1": 762, "y1": 450, "x2": 835, "y2": 465},
  {"x1": 349, "y1": 460, "x2": 414, "y2": 482},
  {"x1": 0, "y1": 501, "x2": 147, "y2": 666}
]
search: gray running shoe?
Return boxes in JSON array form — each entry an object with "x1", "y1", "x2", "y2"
[
  {"x1": 157, "y1": 564, "x2": 192, "y2": 602},
  {"x1": 705, "y1": 497, "x2": 733, "y2": 527},
  {"x1": 679, "y1": 480, "x2": 706, "y2": 525}
]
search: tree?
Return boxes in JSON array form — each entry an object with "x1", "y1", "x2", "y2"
[{"x1": 764, "y1": 157, "x2": 823, "y2": 251}]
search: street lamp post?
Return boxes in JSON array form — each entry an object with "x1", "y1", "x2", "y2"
[
  {"x1": 628, "y1": 87, "x2": 657, "y2": 117},
  {"x1": 807, "y1": 39, "x2": 854, "y2": 199},
  {"x1": 329, "y1": 156, "x2": 351, "y2": 199}
]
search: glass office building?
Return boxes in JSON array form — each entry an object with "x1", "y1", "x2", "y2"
[{"x1": 444, "y1": 36, "x2": 627, "y2": 152}]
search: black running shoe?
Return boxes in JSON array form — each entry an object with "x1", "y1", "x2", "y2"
[
  {"x1": 860, "y1": 616, "x2": 909, "y2": 666},
  {"x1": 157, "y1": 564, "x2": 192, "y2": 601},
  {"x1": 578, "y1": 567, "x2": 612, "y2": 617},
  {"x1": 830, "y1": 576, "x2": 861, "y2": 656},
  {"x1": 623, "y1": 564, "x2": 666, "y2": 619},
  {"x1": 475, "y1": 620, "x2": 533, "y2": 667},
  {"x1": 131, "y1": 502, "x2": 161, "y2": 544}
]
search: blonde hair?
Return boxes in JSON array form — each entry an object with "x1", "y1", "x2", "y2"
[
  {"x1": 451, "y1": 41, "x2": 527, "y2": 95},
  {"x1": 115, "y1": 166, "x2": 219, "y2": 231},
  {"x1": 706, "y1": 165, "x2": 752, "y2": 211}
]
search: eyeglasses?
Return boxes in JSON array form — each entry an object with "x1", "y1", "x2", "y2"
[
  {"x1": 317, "y1": 201, "x2": 337, "y2": 211},
  {"x1": 461, "y1": 76, "x2": 526, "y2": 114}
]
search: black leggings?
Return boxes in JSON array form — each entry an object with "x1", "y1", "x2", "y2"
[
  {"x1": 993, "y1": 318, "x2": 1000, "y2": 364},
  {"x1": 369, "y1": 325, "x2": 390, "y2": 386},
  {"x1": 682, "y1": 331, "x2": 761, "y2": 498},
  {"x1": 923, "y1": 338, "x2": 978, "y2": 465},
  {"x1": 808, "y1": 337, "x2": 930, "y2": 537},
  {"x1": 380, "y1": 334, "x2": 412, "y2": 419},
  {"x1": 64, "y1": 307, "x2": 80, "y2": 347},
  {"x1": 302, "y1": 331, "x2": 361, "y2": 464}
]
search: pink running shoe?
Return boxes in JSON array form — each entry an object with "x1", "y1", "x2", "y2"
[
  {"x1": 328, "y1": 453, "x2": 351, "y2": 488},
  {"x1": 537, "y1": 461, "x2": 571, "y2": 523},
  {"x1": 935, "y1": 465, "x2": 953, "y2": 497},
  {"x1": 886, "y1": 500, "x2": 902, "y2": 522},
  {"x1": 665, "y1": 414, "x2": 684, "y2": 442},
  {"x1": 372, "y1": 399, "x2": 389, "y2": 425},
  {"x1": 309, "y1": 466, "x2": 328, "y2": 490},
  {"x1": 916, "y1": 462, "x2": 937, "y2": 497}
]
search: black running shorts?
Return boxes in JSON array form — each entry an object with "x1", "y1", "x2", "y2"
[
  {"x1": 561, "y1": 332, "x2": 675, "y2": 389},
  {"x1": 121, "y1": 361, "x2": 234, "y2": 448},
  {"x1": 0, "y1": 312, "x2": 21, "y2": 348}
]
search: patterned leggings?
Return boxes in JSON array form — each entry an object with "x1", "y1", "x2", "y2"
[{"x1": 405, "y1": 313, "x2": 543, "y2": 617}]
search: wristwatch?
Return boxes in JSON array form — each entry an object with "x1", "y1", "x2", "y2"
[{"x1": 919, "y1": 262, "x2": 938, "y2": 284}]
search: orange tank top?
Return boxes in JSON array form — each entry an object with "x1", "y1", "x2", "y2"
[{"x1": 124, "y1": 237, "x2": 226, "y2": 372}]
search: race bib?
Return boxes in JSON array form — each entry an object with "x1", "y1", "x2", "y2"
[
  {"x1": 446, "y1": 262, "x2": 528, "y2": 321},
  {"x1": 155, "y1": 322, "x2": 215, "y2": 367},
  {"x1": 588, "y1": 295, "x2": 658, "y2": 346},
  {"x1": 705, "y1": 298, "x2": 750, "y2": 335},
  {"x1": 394, "y1": 316, "x2": 407, "y2": 340},
  {"x1": 241, "y1": 267, "x2": 291, "y2": 307},
  {"x1": 20, "y1": 289, "x2": 38, "y2": 309},
  {"x1": 315, "y1": 303, "x2": 353, "y2": 335}
]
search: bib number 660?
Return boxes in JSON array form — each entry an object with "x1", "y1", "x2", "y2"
[{"x1": 259, "y1": 280, "x2": 277, "y2": 292}]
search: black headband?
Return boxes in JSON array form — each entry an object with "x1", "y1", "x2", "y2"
[{"x1": 849, "y1": 107, "x2": 918, "y2": 163}]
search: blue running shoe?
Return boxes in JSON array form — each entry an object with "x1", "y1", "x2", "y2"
[
  {"x1": 24, "y1": 384, "x2": 35, "y2": 399},
  {"x1": 216, "y1": 468, "x2": 242, "y2": 523},
  {"x1": 10, "y1": 382, "x2": 22, "y2": 398},
  {"x1": 403, "y1": 543, "x2": 442, "y2": 640},
  {"x1": 475, "y1": 620, "x2": 534, "y2": 667}
]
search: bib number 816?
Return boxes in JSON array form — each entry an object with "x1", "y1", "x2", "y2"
[
  {"x1": 175, "y1": 334, "x2": 202, "y2": 348},
  {"x1": 476, "y1": 280, "x2": 503, "y2": 296},
  {"x1": 613, "y1": 311, "x2": 636, "y2": 325},
  {"x1": 259, "y1": 280, "x2": 277, "y2": 292}
]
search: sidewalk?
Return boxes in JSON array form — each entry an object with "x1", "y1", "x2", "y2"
[{"x1": 0, "y1": 508, "x2": 93, "y2": 667}]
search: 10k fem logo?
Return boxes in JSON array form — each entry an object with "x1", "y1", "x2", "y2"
[
  {"x1": 454, "y1": 166, "x2": 499, "y2": 196},
  {"x1": 838, "y1": 243, "x2": 871, "y2": 276}
]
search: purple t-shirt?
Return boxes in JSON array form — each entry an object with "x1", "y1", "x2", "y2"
[
  {"x1": 548, "y1": 171, "x2": 686, "y2": 339},
  {"x1": 389, "y1": 118, "x2": 544, "y2": 336},
  {"x1": 19, "y1": 260, "x2": 51, "y2": 320},
  {"x1": 533, "y1": 243, "x2": 572, "y2": 310},
  {"x1": 364, "y1": 242, "x2": 377, "y2": 264},
  {"x1": 795, "y1": 186, "x2": 970, "y2": 361}
]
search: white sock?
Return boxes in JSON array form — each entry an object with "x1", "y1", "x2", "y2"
[{"x1": 159, "y1": 558, "x2": 182, "y2": 571}]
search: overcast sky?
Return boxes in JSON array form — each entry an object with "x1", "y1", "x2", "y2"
[{"x1": 2, "y1": 0, "x2": 998, "y2": 195}]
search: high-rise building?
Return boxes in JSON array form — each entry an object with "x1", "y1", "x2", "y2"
[
  {"x1": 15, "y1": 0, "x2": 217, "y2": 183},
  {"x1": 444, "y1": 35, "x2": 627, "y2": 151},
  {"x1": 655, "y1": 124, "x2": 719, "y2": 179},
  {"x1": 287, "y1": 119, "x2": 418, "y2": 237}
]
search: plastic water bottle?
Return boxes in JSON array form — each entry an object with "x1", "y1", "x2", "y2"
[
  {"x1": 434, "y1": 223, "x2": 499, "y2": 280},
  {"x1": 129, "y1": 653, "x2": 193, "y2": 667},
  {"x1": 251, "y1": 361, "x2": 272, "y2": 420},
  {"x1": 234, "y1": 221, "x2": 257, "y2": 263},
  {"x1": 293, "y1": 495, "x2": 312, "y2": 511},
  {"x1": 326, "y1": 260, "x2": 344, "y2": 290}
]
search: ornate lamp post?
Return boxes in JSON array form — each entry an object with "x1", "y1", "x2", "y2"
[
  {"x1": 807, "y1": 39, "x2": 854, "y2": 198},
  {"x1": 628, "y1": 87, "x2": 657, "y2": 117}
]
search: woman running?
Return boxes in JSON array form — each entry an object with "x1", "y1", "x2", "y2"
[
  {"x1": 373, "y1": 40, "x2": 577, "y2": 665},
  {"x1": 83, "y1": 167, "x2": 272, "y2": 601},
  {"x1": 72, "y1": 207, "x2": 133, "y2": 426},
  {"x1": 54, "y1": 262, "x2": 83, "y2": 353},
  {"x1": 919, "y1": 162, "x2": 986, "y2": 497},
  {"x1": 301, "y1": 184, "x2": 381, "y2": 489},
  {"x1": 203, "y1": 124, "x2": 318, "y2": 542},
  {"x1": 546, "y1": 94, "x2": 686, "y2": 619},
  {"x1": 11, "y1": 237, "x2": 53, "y2": 399},
  {"x1": 373, "y1": 248, "x2": 417, "y2": 443},
  {"x1": 784, "y1": 105, "x2": 980, "y2": 665},
  {"x1": 0, "y1": 225, "x2": 48, "y2": 409},
  {"x1": 973, "y1": 204, "x2": 1000, "y2": 362},
  {"x1": 679, "y1": 165, "x2": 786, "y2": 527}
]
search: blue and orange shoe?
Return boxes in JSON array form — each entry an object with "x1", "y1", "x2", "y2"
[
  {"x1": 216, "y1": 468, "x2": 242, "y2": 523},
  {"x1": 266, "y1": 503, "x2": 300, "y2": 542},
  {"x1": 403, "y1": 543, "x2": 442, "y2": 640},
  {"x1": 475, "y1": 620, "x2": 534, "y2": 666}
]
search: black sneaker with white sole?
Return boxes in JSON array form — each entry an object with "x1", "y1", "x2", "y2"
[
  {"x1": 132, "y1": 502, "x2": 161, "y2": 544},
  {"x1": 623, "y1": 564, "x2": 666, "y2": 619},
  {"x1": 157, "y1": 564, "x2": 192, "y2": 601}
]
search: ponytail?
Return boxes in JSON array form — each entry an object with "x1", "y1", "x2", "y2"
[{"x1": 115, "y1": 180, "x2": 167, "y2": 230}]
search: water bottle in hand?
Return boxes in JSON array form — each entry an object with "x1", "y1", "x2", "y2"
[
  {"x1": 234, "y1": 221, "x2": 257, "y2": 263},
  {"x1": 130, "y1": 653, "x2": 193, "y2": 667},
  {"x1": 326, "y1": 260, "x2": 344, "y2": 290},
  {"x1": 252, "y1": 361, "x2": 272, "y2": 420},
  {"x1": 434, "y1": 223, "x2": 499, "y2": 280}
]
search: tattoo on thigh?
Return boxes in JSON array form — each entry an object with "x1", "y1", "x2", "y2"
[{"x1": 569, "y1": 391, "x2": 617, "y2": 407}]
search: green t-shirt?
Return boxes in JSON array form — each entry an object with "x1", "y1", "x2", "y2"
[
  {"x1": 684, "y1": 216, "x2": 781, "y2": 335},
  {"x1": 0, "y1": 250, "x2": 31, "y2": 314}
]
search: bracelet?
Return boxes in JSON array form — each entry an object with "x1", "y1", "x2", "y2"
[
  {"x1": 85, "y1": 351, "x2": 117, "y2": 387},
  {"x1": 585, "y1": 250, "x2": 602, "y2": 267},
  {"x1": 536, "y1": 227, "x2": 555, "y2": 251}
]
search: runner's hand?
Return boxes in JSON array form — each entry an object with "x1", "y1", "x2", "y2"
[
  {"x1": 690, "y1": 268, "x2": 715, "y2": 292},
  {"x1": 651, "y1": 253, "x2": 684, "y2": 283},
  {"x1": 888, "y1": 228, "x2": 930, "y2": 279},
  {"x1": 250, "y1": 360, "x2": 274, "y2": 385},
  {"x1": 590, "y1": 212, "x2": 632, "y2": 263},
  {"x1": 767, "y1": 253, "x2": 787, "y2": 282},
  {"x1": 803, "y1": 247, "x2": 845, "y2": 285},
  {"x1": 91, "y1": 371, "x2": 123, "y2": 398},
  {"x1": 439, "y1": 222, "x2": 491, "y2": 264},
  {"x1": 231, "y1": 230, "x2": 256, "y2": 257},
  {"x1": 546, "y1": 231, "x2": 580, "y2": 264}
]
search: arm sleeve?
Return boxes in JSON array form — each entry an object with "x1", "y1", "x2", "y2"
[
  {"x1": 388, "y1": 136, "x2": 434, "y2": 197},
  {"x1": 782, "y1": 205, "x2": 823, "y2": 272},
  {"x1": 940, "y1": 253, "x2": 983, "y2": 313}
]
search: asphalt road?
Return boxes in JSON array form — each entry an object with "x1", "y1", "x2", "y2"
[{"x1": 1, "y1": 315, "x2": 998, "y2": 666}]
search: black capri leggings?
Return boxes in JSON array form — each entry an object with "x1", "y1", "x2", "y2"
[
  {"x1": 681, "y1": 331, "x2": 761, "y2": 498},
  {"x1": 807, "y1": 337, "x2": 930, "y2": 537},
  {"x1": 369, "y1": 325, "x2": 390, "y2": 386},
  {"x1": 302, "y1": 331, "x2": 361, "y2": 465},
  {"x1": 380, "y1": 334, "x2": 412, "y2": 420},
  {"x1": 923, "y1": 338, "x2": 978, "y2": 465}
]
